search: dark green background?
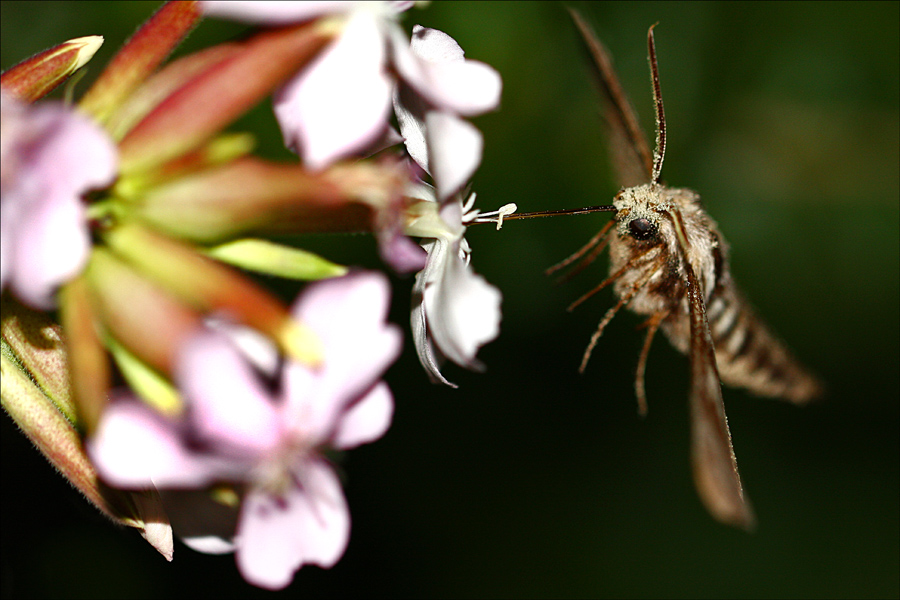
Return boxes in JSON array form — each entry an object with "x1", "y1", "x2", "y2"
[{"x1": 2, "y1": 2, "x2": 897, "y2": 598}]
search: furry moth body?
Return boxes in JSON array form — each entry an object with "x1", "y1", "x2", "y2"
[{"x1": 562, "y1": 10, "x2": 822, "y2": 529}]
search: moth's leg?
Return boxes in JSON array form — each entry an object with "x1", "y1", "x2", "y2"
[
  {"x1": 546, "y1": 219, "x2": 615, "y2": 279},
  {"x1": 635, "y1": 310, "x2": 668, "y2": 417},
  {"x1": 578, "y1": 262, "x2": 660, "y2": 373},
  {"x1": 567, "y1": 244, "x2": 660, "y2": 312}
]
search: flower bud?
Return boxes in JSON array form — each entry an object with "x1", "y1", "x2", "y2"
[{"x1": 1, "y1": 36, "x2": 103, "y2": 102}]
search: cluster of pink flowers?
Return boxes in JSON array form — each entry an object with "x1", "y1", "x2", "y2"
[{"x1": 1, "y1": 1, "x2": 504, "y2": 590}]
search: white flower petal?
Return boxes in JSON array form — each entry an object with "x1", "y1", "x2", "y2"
[
  {"x1": 200, "y1": 1, "x2": 350, "y2": 23},
  {"x1": 426, "y1": 111, "x2": 482, "y2": 200},
  {"x1": 393, "y1": 84, "x2": 430, "y2": 172},
  {"x1": 417, "y1": 58, "x2": 503, "y2": 116},
  {"x1": 274, "y1": 10, "x2": 392, "y2": 169},
  {"x1": 423, "y1": 243, "x2": 501, "y2": 370},
  {"x1": 409, "y1": 25, "x2": 465, "y2": 63},
  {"x1": 410, "y1": 238, "x2": 458, "y2": 387},
  {"x1": 398, "y1": 25, "x2": 502, "y2": 116},
  {"x1": 205, "y1": 317, "x2": 280, "y2": 377}
]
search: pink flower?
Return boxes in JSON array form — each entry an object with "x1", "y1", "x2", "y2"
[
  {"x1": 0, "y1": 92, "x2": 117, "y2": 308},
  {"x1": 87, "y1": 271, "x2": 401, "y2": 589}
]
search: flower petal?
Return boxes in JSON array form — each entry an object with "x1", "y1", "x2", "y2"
[
  {"x1": 423, "y1": 241, "x2": 501, "y2": 370},
  {"x1": 275, "y1": 11, "x2": 391, "y2": 169},
  {"x1": 331, "y1": 381, "x2": 393, "y2": 448},
  {"x1": 393, "y1": 83, "x2": 430, "y2": 172},
  {"x1": 284, "y1": 271, "x2": 401, "y2": 438},
  {"x1": 395, "y1": 25, "x2": 502, "y2": 116},
  {"x1": 410, "y1": 238, "x2": 458, "y2": 387},
  {"x1": 236, "y1": 459, "x2": 350, "y2": 590},
  {"x1": 425, "y1": 111, "x2": 482, "y2": 200},
  {"x1": 1, "y1": 96, "x2": 116, "y2": 308},
  {"x1": 88, "y1": 398, "x2": 223, "y2": 488},
  {"x1": 378, "y1": 226, "x2": 428, "y2": 273},
  {"x1": 201, "y1": 1, "x2": 347, "y2": 23},
  {"x1": 176, "y1": 329, "x2": 282, "y2": 457}
]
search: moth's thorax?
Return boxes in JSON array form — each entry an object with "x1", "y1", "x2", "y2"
[{"x1": 608, "y1": 183, "x2": 727, "y2": 321}]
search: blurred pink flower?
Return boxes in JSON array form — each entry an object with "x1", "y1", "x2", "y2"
[
  {"x1": 88, "y1": 271, "x2": 401, "y2": 589},
  {"x1": 0, "y1": 92, "x2": 117, "y2": 308}
]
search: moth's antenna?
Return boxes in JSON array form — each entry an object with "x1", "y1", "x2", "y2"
[
  {"x1": 470, "y1": 205, "x2": 617, "y2": 227},
  {"x1": 648, "y1": 23, "x2": 666, "y2": 184}
]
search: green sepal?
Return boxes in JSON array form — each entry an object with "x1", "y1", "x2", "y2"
[
  {"x1": 106, "y1": 335, "x2": 181, "y2": 416},
  {"x1": 206, "y1": 239, "x2": 348, "y2": 281}
]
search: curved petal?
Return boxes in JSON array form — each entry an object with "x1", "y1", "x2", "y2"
[
  {"x1": 88, "y1": 399, "x2": 222, "y2": 488},
  {"x1": 236, "y1": 459, "x2": 350, "y2": 590},
  {"x1": 1, "y1": 98, "x2": 116, "y2": 308},
  {"x1": 378, "y1": 227, "x2": 428, "y2": 273},
  {"x1": 14, "y1": 182, "x2": 91, "y2": 308},
  {"x1": 393, "y1": 81, "x2": 430, "y2": 172},
  {"x1": 176, "y1": 329, "x2": 282, "y2": 457},
  {"x1": 284, "y1": 272, "x2": 401, "y2": 437},
  {"x1": 205, "y1": 317, "x2": 280, "y2": 377},
  {"x1": 424, "y1": 245, "x2": 501, "y2": 370},
  {"x1": 426, "y1": 111, "x2": 482, "y2": 200},
  {"x1": 395, "y1": 25, "x2": 501, "y2": 116},
  {"x1": 409, "y1": 24, "x2": 464, "y2": 63},
  {"x1": 331, "y1": 381, "x2": 393, "y2": 449},
  {"x1": 274, "y1": 10, "x2": 391, "y2": 169},
  {"x1": 411, "y1": 238, "x2": 457, "y2": 387},
  {"x1": 415, "y1": 58, "x2": 502, "y2": 116}
]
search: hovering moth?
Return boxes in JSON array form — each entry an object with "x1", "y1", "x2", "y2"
[{"x1": 551, "y1": 10, "x2": 823, "y2": 529}]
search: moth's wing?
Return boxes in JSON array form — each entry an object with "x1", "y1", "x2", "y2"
[
  {"x1": 674, "y1": 214, "x2": 756, "y2": 530},
  {"x1": 568, "y1": 8, "x2": 653, "y2": 188}
]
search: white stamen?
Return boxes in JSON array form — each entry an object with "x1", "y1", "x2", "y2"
[{"x1": 471, "y1": 203, "x2": 518, "y2": 230}]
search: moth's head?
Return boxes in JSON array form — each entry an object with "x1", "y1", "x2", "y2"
[{"x1": 613, "y1": 183, "x2": 666, "y2": 242}]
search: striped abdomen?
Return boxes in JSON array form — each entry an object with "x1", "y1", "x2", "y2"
[{"x1": 704, "y1": 278, "x2": 822, "y2": 404}]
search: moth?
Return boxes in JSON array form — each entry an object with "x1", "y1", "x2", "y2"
[{"x1": 548, "y1": 10, "x2": 822, "y2": 529}]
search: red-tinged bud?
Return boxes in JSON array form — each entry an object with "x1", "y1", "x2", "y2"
[
  {"x1": 79, "y1": 1, "x2": 202, "y2": 124},
  {"x1": 57, "y1": 276, "x2": 111, "y2": 434},
  {"x1": 1, "y1": 299, "x2": 75, "y2": 422},
  {"x1": 1, "y1": 35, "x2": 104, "y2": 102},
  {"x1": 116, "y1": 21, "x2": 332, "y2": 175},
  {"x1": 85, "y1": 249, "x2": 203, "y2": 377},
  {"x1": 102, "y1": 223, "x2": 322, "y2": 367},
  {"x1": 131, "y1": 157, "x2": 375, "y2": 243},
  {"x1": 1, "y1": 349, "x2": 107, "y2": 509},
  {"x1": 0, "y1": 342, "x2": 173, "y2": 560}
]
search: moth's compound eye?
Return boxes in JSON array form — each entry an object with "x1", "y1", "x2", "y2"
[{"x1": 629, "y1": 217, "x2": 656, "y2": 240}]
